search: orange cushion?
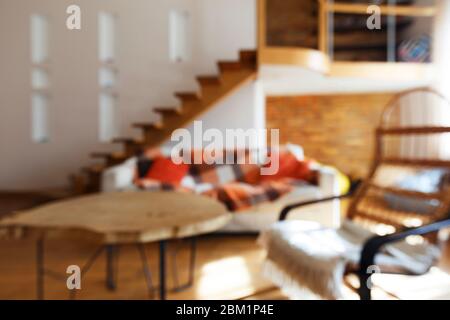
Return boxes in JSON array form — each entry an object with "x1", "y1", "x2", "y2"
[
  {"x1": 261, "y1": 152, "x2": 313, "y2": 182},
  {"x1": 146, "y1": 157, "x2": 189, "y2": 185}
]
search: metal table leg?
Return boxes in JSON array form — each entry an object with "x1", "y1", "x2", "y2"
[
  {"x1": 137, "y1": 243, "x2": 155, "y2": 299},
  {"x1": 105, "y1": 244, "x2": 119, "y2": 291},
  {"x1": 171, "y1": 237, "x2": 197, "y2": 292},
  {"x1": 36, "y1": 238, "x2": 105, "y2": 300},
  {"x1": 159, "y1": 240, "x2": 167, "y2": 300},
  {"x1": 69, "y1": 246, "x2": 105, "y2": 300},
  {"x1": 36, "y1": 237, "x2": 44, "y2": 300}
]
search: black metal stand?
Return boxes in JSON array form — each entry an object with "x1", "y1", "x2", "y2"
[
  {"x1": 35, "y1": 236, "x2": 198, "y2": 300},
  {"x1": 70, "y1": 245, "x2": 105, "y2": 300},
  {"x1": 36, "y1": 238, "x2": 106, "y2": 300},
  {"x1": 137, "y1": 243, "x2": 155, "y2": 299},
  {"x1": 105, "y1": 245, "x2": 119, "y2": 291},
  {"x1": 36, "y1": 237, "x2": 44, "y2": 300},
  {"x1": 159, "y1": 240, "x2": 166, "y2": 300},
  {"x1": 171, "y1": 237, "x2": 197, "y2": 292}
]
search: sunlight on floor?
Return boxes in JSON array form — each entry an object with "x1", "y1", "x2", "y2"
[
  {"x1": 372, "y1": 267, "x2": 450, "y2": 300},
  {"x1": 196, "y1": 256, "x2": 255, "y2": 300}
]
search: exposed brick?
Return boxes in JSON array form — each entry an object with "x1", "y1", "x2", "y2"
[{"x1": 266, "y1": 93, "x2": 395, "y2": 178}]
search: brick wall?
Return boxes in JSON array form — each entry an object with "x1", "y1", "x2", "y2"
[{"x1": 266, "y1": 93, "x2": 395, "y2": 178}]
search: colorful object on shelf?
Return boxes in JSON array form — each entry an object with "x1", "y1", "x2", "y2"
[{"x1": 398, "y1": 35, "x2": 431, "y2": 63}]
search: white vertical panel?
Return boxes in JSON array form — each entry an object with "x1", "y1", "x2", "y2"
[
  {"x1": 31, "y1": 93, "x2": 49, "y2": 143},
  {"x1": 98, "y1": 12, "x2": 117, "y2": 62},
  {"x1": 30, "y1": 14, "x2": 49, "y2": 64},
  {"x1": 434, "y1": 0, "x2": 450, "y2": 159},
  {"x1": 99, "y1": 93, "x2": 118, "y2": 142},
  {"x1": 31, "y1": 68, "x2": 50, "y2": 89},
  {"x1": 169, "y1": 10, "x2": 190, "y2": 62},
  {"x1": 99, "y1": 67, "x2": 117, "y2": 88}
]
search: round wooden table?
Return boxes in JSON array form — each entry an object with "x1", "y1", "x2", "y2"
[{"x1": 0, "y1": 191, "x2": 231, "y2": 300}]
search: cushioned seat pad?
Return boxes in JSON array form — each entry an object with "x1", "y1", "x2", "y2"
[{"x1": 259, "y1": 220, "x2": 441, "y2": 299}]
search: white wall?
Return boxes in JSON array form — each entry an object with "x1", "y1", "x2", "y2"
[
  {"x1": 259, "y1": 65, "x2": 434, "y2": 96},
  {"x1": 0, "y1": 0, "x2": 257, "y2": 190},
  {"x1": 177, "y1": 0, "x2": 262, "y2": 149},
  {"x1": 165, "y1": 81, "x2": 265, "y2": 150}
]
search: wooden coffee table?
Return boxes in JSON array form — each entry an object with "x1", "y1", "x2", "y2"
[{"x1": 0, "y1": 191, "x2": 230, "y2": 300}]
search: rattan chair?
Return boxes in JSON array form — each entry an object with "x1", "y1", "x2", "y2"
[{"x1": 266, "y1": 88, "x2": 450, "y2": 300}]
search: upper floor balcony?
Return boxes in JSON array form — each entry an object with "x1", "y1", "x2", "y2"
[{"x1": 258, "y1": 0, "x2": 436, "y2": 80}]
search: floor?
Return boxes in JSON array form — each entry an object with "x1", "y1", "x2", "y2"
[
  {"x1": 0, "y1": 235, "x2": 288, "y2": 300},
  {"x1": 0, "y1": 233, "x2": 449, "y2": 300},
  {"x1": 0, "y1": 194, "x2": 449, "y2": 300}
]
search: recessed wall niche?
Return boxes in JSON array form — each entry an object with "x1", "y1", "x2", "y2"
[
  {"x1": 98, "y1": 12, "x2": 119, "y2": 142},
  {"x1": 98, "y1": 12, "x2": 118, "y2": 63},
  {"x1": 30, "y1": 14, "x2": 49, "y2": 64},
  {"x1": 31, "y1": 93, "x2": 50, "y2": 143},
  {"x1": 30, "y1": 14, "x2": 50, "y2": 143},
  {"x1": 169, "y1": 9, "x2": 191, "y2": 62}
]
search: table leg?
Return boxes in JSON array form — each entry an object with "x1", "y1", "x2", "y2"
[
  {"x1": 137, "y1": 243, "x2": 155, "y2": 299},
  {"x1": 36, "y1": 237, "x2": 44, "y2": 300},
  {"x1": 159, "y1": 240, "x2": 167, "y2": 300},
  {"x1": 171, "y1": 237, "x2": 197, "y2": 292},
  {"x1": 105, "y1": 245, "x2": 119, "y2": 291},
  {"x1": 187, "y1": 237, "x2": 197, "y2": 287}
]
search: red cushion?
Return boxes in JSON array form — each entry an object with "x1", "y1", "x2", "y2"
[
  {"x1": 261, "y1": 152, "x2": 313, "y2": 182},
  {"x1": 146, "y1": 157, "x2": 189, "y2": 185}
]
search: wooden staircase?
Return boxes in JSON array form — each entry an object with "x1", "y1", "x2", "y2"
[{"x1": 71, "y1": 50, "x2": 257, "y2": 194}]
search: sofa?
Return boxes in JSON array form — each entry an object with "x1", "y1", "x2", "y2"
[{"x1": 101, "y1": 145, "x2": 343, "y2": 232}]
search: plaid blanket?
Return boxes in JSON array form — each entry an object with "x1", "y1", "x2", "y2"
[
  {"x1": 134, "y1": 148, "x2": 315, "y2": 212},
  {"x1": 202, "y1": 179, "x2": 306, "y2": 212}
]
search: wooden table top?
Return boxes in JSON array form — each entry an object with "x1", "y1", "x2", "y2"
[{"x1": 0, "y1": 192, "x2": 231, "y2": 244}]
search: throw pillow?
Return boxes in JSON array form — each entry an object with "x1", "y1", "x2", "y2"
[{"x1": 146, "y1": 156, "x2": 189, "y2": 185}]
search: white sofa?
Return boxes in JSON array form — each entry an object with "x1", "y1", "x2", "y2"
[{"x1": 101, "y1": 152, "x2": 342, "y2": 233}]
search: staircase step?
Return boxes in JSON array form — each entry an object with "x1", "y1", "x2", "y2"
[
  {"x1": 82, "y1": 164, "x2": 106, "y2": 174},
  {"x1": 69, "y1": 173, "x2": 88, "y2": 195},
  {"x1": 218, "y1": 61, "x2": 242, "y2": 72},
  {"x1": 175, "y1": 92, "x2": 201, "y2": 102},
  {"x1": 197, "y1": 75, "x2": 222, "y2": 86},
  {"x1": 113, "y1": 137, "x2": 145, "y2": 145},
  {"x1": 90, "y1": 152, "x2": 127, "y2": 165},
  {"x1": 81, "y1": 164, "x2": 105, "y2": 193},
  {"x1": 73, "y1": 48, "x2": 258, "y2": 195},
  {"x1": 154, "y1": 107, "x2": 183, "y2": 116},
  {"x1": 132, "y1": 122, "x2": 164, "y2": 130},
  {"x1": 133, "y1": 122, "x2": 165, "y2": 144},
  {"x1": 90, "y1": 151, "x2": 125, "y2": 159},
  {"x1": 112, "y1": 137, "x2": 139, "y2": 143},
  {"x1": 113, "y1": 137, "x2": 146, "y2": 156},
  {"x1": 239, "y1": 50, "x2": 257, "y2": 67}
]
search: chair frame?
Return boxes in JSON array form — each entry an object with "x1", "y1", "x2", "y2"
[
  {"x1": 279, "y1": 192, "x2": 450, "y2": 300},
  {"x1": 278, "y1": 88, "x2": 450, "y2": 300}
]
